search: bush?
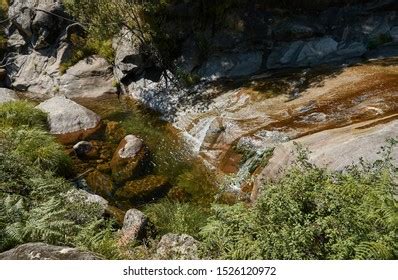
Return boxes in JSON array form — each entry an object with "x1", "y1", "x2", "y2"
[
  {"x1": 143, "y1": 199, "x2": 209, "y2": 239},
  {"x1": 0, "y1": 101, "x2": 120, "y2": 258},
  {"x1": 200, "y1": 145, "x2": 398, "y2": 260},
  {"x1": 1, "y1": 128, "x2": 72, "y2": 175},
  {"x1": 0, "y1": 101, "x2": 47, "y2": 129},
  {"x1": 60, "y1": 34, "x2": 114, "y2": 74}
]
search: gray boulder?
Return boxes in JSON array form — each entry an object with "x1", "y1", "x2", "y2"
[
  {"x1": 36, "y1": 96, "x2": 101, "y2": 144},
  {"x1": 0, "y1": 88, "x2": 19, "y2": 104},
  {"x1": 198, "y1": 51, "x2": 263, "y2": 80},
  {"x1": 121, "y1": 209, "x2": 149, "y2": 243},
  {"x1": 66, "y1": 188, "x2": 109, "y2": 217},
  {"x1": 113, "y1": 28, "x2": 146, "y2": 83},
  {"x1": 0, "y1": 243, "x2": 101, "y2": 260},
  {"x1": 156, "y1": 234, "x2": 199, "y2": 260},
  {"x1": 59, "y1": 55, "x2": 116, "y2": 98},
  {"x1": 8, "y1": 0, "x2": 68, "y2": 49},
  {"x1": 7, "y1": 49, "x2": 61, "y2": 93}
]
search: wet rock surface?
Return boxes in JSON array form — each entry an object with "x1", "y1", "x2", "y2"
[
  {"x1": 172, "y1": 58, "x2": 398, "y2": 194},
  {"x1": 110, "y1": 135, "x2": 148, "y2": 184},
  {"x1": 86, "y1": 170, "x2": 115, "y2": 199},
  {"x1": 114, "y1": 175, "x2": 170, "y2": 203}
]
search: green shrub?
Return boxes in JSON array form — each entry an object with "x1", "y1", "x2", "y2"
[
  {"x1": 143, "y1": 199, "x2": 209, "y2": 239},
  {"x1": 0, "y1": 101, "x2": 47, "y2": 129},
  {"x1": 200, "y1": 144, "x2": 398, "y2": 260},
  {"x1": 60, "y1": 34, "x2": 114, "y2": 74},
  {"x1": 0, "y1": 101, "x2": 120, "y2": 257},
  {"x1": 1, "y1": 128, "x2": 72, "y2": 175}
]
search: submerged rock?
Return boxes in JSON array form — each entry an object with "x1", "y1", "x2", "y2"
[
  {"x1": 73, "y1": 141, "x2": 93, "y2": 157},
  {"x1": 105, "y1": 205, "x2": 126, "y2": 226},
  {"x1": 86, "y1": 170, "x2": 115, "y2": 199},
  {"x1": 105, "y1": 121, "x2": 126, "y2": 143},
  {"x1": 114, "y1": 175, "x2": 169, "y2": 202},
  {"x1": 156, "y1": 234, "x2": 199, "y2": 260},
  {"x1": 110, "y1": 135, "x2": 148, "y2": 184},
  {"x1": 36, "y1": 96, "x2": 101, "y2": 144},
  {"x1": 0, "y1": 243, "x2": 101, "y2": 260},
  {"x1": 0, "y1": 88, "x2": 18, "y2": 104}
]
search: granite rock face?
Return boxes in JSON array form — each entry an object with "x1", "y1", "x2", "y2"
[
  {"x1": 36, "y1": 96, "x2": 101, "y2": 144},
  {"x1": 0, "y1": 243, "x2": 101, "y2": 260},
  {"x1": 0, "y1": 88, "x2": 19, "y2": 104}
]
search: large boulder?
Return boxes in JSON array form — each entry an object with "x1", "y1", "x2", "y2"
[
  {"x1": 0, "y1": 243, "x2": 101, "y2": 260},
  {"x1": 252, "y1": 117, "x2": 398, "y2": 200},
  {"x1": 59, "y1": 56, "x2": 116, "y2": 98},
  {"x1": 36, "y1": 96, "x2": 102, "y2": 144},
  {"x1": 0, "y1": 88, "x2": 19, "y2": 104},
  {"x1": 113, "y1": 28, "x2": 147, "y2": 84},
  {"x1": 110, "y1": 135, "x2": 148, "y2": 184},
  {"x1": 156, "y1": 234, "x2": 199, "y2": 260},
  {"x1": 7, "y1": 49, "x2": 62, "y2": 93},
  {"x1": 6, "y1": 2, "x2": 116, "y2": 97},
  {"x1": 8, "y1": 0, "x2": 70, "y2": 49}
]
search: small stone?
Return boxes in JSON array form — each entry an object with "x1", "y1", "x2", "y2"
[
  {"x1": 120, "y1": 209, "x2": 149, "y2": 244},
  {"x1": 73, "y1": 141, "x2": 93, "y2": 157}
]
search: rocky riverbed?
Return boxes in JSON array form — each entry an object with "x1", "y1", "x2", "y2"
[{"x1": 1, "y1": 0, "x2": 398, "y2": 260}]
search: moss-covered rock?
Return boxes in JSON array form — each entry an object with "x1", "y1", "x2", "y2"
[
  {"x1": 86, "y1": 170, "x2": 115, "y2": 199},
  {"x1": 110, "y1": 135, "x2": 148, "y2": 185},
  {"x1": 114, "y1": 175, "x2": 170, "y2": 203}
]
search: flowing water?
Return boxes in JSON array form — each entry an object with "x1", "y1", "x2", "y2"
[{"x1": 72, "y1": 95, "x2": 219, "y2": 209}]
